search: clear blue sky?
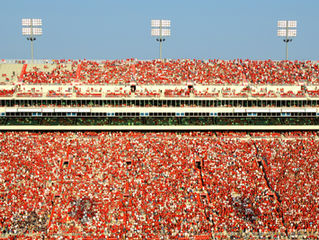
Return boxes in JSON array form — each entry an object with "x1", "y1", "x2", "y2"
[{"x1": 1, "y1": 0, "x2": 318, "y2": 60}]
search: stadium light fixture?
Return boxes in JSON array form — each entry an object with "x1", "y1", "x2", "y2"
[
  {"x1": 151, "y1": 19, "x2": 171, "y2": 60},
  {"x1": 277, "y1": 20, "x2": 297, "y2": 60},
  {"x1": 22, "y1": 18, "x2": 43, "y2": 63}
]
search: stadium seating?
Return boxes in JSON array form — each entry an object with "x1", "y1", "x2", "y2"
[
  {"x1": 18, "y1": 59, "x2": 319, "y2": 85},
  {"x1": 22, "y1": 60, "x2": 78, "y2": 84},
  {"x1": 1, "y1": 58, "x2": 319, "y2": 240},
  {"x1": 2, "y1": 59, "x2": 319, "y2": 99},
  {"x1": 0, "y1": 131, "x2": 318, "y2": 239},
  {"x1": 0, "y1": 63, "x2": 22, "y2": 84},
  {"x1": 0, "y1": 89, "x2": 15, "y2": 97}
]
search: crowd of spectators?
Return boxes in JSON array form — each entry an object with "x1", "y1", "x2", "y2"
[
  {"x1": 0, "y1": 89, "x2": 15, "y2": 97},
  {"x1": 19, "y1": 59, "x2": 319, "y2": 85},
  {"x1": 206, "y1": 60, "x2": 319, "y2": 85},
  {"x1": 1, "y1": 59, "x2": 319, "y2": 100},
  {"x1": 0, "y1": 131, "x2": 318, "y2": 239},
  {"x1": 22, "y1": 61, "x2": 78, "y2": 84}
]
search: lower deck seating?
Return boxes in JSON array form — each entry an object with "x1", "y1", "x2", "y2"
[{"x1": 0, "y1": 131, "x2": 318, "y2": 239}]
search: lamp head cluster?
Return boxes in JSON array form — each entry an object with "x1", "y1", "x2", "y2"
[
  {"x1": 151, "y1": 20, "x2": 171, "y2": 39},
  {"x1": 22, "y1": 18, "x2": 43, "y2": 41},
  {"x1": 277, "y1": 20, "x2": 297, "y2": 42}
]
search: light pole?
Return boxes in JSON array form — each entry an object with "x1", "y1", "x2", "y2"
[
  {"x1": 277, "y1": 20, "x2": 297, "y2": 60},
  {"x1": 151, "y1": 20, "x2": 171, "y2": 60},
  {"x1": 22, "y1": 18, "x2": 43, "y2": 63}
]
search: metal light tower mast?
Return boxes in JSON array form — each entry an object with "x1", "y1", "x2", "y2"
[
  {"x1": 151, "y1": 20, "x2": 171, "y2": 60},
  {"x1": 22, "y1": 18, "x2": 43, "y2": 63},
  {"x1": 277, "y1": 20, "x2": 297, "y2": 60}
]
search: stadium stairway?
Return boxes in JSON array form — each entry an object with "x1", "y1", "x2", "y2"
[
  {"x1": 47, "y1": 147, "x2": 71, "y2": 230},
  {"x1": 19, "y1": 64, "x2": 27, "y2": 80},
  {"x1": 253, "y1": 142, "x2": 288, "y2": 236},
  {"x1": 76, "y1": 62, "x2": 82, "y2": 80}
]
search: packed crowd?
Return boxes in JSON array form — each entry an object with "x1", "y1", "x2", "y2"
[
  {"x1": 22, "y1": 61, "x2": 78, "y2": 84},
  {"x1": 0, "y1": 89, "x2": 15, "y2": 97},
  {"x1": 0, "y1": 131, "x2": 318, "y2": 239},
  {"x1": 18, "y1": 59, "x2": 319, "y2": 85}
]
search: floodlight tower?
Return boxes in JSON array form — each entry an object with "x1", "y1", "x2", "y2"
[
  {"x1": 277, "y1": 20, "x2": 297, "y2": 60},
  {"x1": 22, "y1": 18, "x2": 43, "y2": 63},
  {"x1": 151, "y1": 20, "x2": 171, "y2": 60}
]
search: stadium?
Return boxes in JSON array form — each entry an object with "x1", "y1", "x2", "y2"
[{"x1": 1, "y1": 1, "x2": 319, "y2": 240}]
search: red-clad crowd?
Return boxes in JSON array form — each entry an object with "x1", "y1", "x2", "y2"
[
  {"x1": 0, "y1": 131, "x2": 318, "y2": 239},
  {"x1": 206, "y1": 60, "x2": 319, "y2": 85},
  {"x1": 0, "y1": 89, "x2": 15, "y2": 97},
  {"x1": 19, "y1": 59, "x2": 319, "y2": 85},
  {"x1": 22, "y1": 61, "x2": 78, "y2": 84}
]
